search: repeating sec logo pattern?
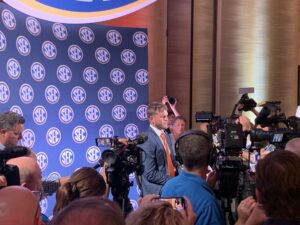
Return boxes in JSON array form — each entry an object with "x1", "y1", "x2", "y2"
[{"x1": 0, "y1": 3, "x2": 148, "y2": 217}]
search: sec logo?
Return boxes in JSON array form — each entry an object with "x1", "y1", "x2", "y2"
[
  {"x1": 135, "y1": 69, "x2": 149, "y2": 85},
  {"x1": 59, "y1": 105, "x2": 74, "y2": 124},
  {"x1": 2, "y1": 9, "x2": 16, "y2": 30},
  {"x1": 0, "y1": 82, "x2": 10, "y2": 104},
  {"x1": 42, "y1": 41, "x2": 57, "y2": 60},
  {"x1": 36, "y1": 152, "x2": 48, "y2": 171},
  {"x1": 123, "y1": 87, "x2": 138, "y2": 104},
  {"x1": 21, "y1": 129, "x2": 35, "y2": 148},
  {"x1": 57, "y1": 65, "x2": 72, "y2": 83},
  {"x1": 86, "y1": 146, "x2": 101, "y2": 164},
  {"x1": 52, "y1": 23, "x2": 68, "y2": 40},
  {"x1": 31, "y1": 62, "x2": 46, "y2": 82},
  {"x1": 72, "y1": 125, "x2": 88, "y2": 144},
  {"x1": 10, "y1": 105, "x2": 23, "y2": 116},
  {"x1": 71, "y1": 86, "x2": 86, "y2": 104},
  {"x1": 68, "y1": 44, "x2": 83, "y2": 62},
  {"x1": 136, "y1": 105, "x2": 148, "y2": 121},
  {"x1": 106, "y1": 30, "x2": 122, "y2": 46},
  {"x1": 98, "y1": 87, "x2": 113, "y2": 104},
  {"x1": 79, "y1": 27, "x2": 95, "y2": 44},
  {"x1": 39, "y1": 198, "x2": 48, "y2": 214},
  {"x1": 0, "y1": 31, "x2": 7, "y2": 51},
  {"x1": 133, "y1": 31, "x2": 148, "y2": 47},
  {"x1": 83, "y1": 67, "x2": 98, "y2": 84},
  {"x1": 16, "y1": 36, "x2": 31, "y2": 56},
  {"x1": 121, "y1": 49, "x2": 136, "y2": 65},
  {"x1": 33, "y1": 105, "x2": 47, "y2": 125},
  {"x1": 59, "y1": 148, "x2": 75, "y2": 167},
  {"x1": 112, "y1": 105, "x2": 126, "y2": 122},
  {"x1": 45, "y1": 85, "x2": 60, "y2": 104},
  {"x1": 85, "y1": 105, "x2": 100, "y2": 123},
  {"x1": 124, "y1": 123, "x2": 139, "y2": 139},
  {"x1": 95, "y1": 47, "x2": 110, "y2": 64},
  {"x1": 46, "y1": 127, "x2": 61, "y2": 146},
  {"x1": 6, "y1": 58, "x2": 21, "y2": 80},
  {"x1": 110, "y1": 68, "x2": 125, "y2": 85},
  {"x1": 99, "y1": 124, "x2": 114, "y2": 138},
  {"x1": 19, "y1": 83, "x2": 34, "y2": 104},
  {"x1": 26, "y1": 17, "x2": 41, "y2": 36}
]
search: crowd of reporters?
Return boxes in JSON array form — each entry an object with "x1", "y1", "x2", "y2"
[{"x1": 0, "y1": 94, "x2": 300, "y2": 225}]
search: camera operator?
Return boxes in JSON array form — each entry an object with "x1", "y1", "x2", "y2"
[
  {"x1": 161, "y1": 129, "x2": 225, "y2": 225},
  {"x1": 138, "y1": 102, "x2": 178, "y2": 196},
  {"x1": 0, "y1": 111, "x2": 67, "y2": 195}
]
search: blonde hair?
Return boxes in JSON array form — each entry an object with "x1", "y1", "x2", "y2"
[
  {"x1": 147, "y1": 102, "x2": 167, "y2": 118},
  {"x1": 125, "y1": 201, "x2": 185, "y2": 225}
]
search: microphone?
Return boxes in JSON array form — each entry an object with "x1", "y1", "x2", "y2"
[{"x1": 0, "y1": 146, "x2": 29, "y2": 160}]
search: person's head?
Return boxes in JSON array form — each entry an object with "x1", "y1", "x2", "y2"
[
  {"x1": 236, "y1": 115, "x2": 253, "y2": 132},
  {"x1": 171, "y1": 116, "x2": 186, "y2": 139},
  {"x1": 147, "y1": 102, "x2": 168, "y2": 130},
  {"x1": 7, "y1": 156, "x2": 42, "y2": 193},
  {"x1": 50, "y1": 196, "x2": 124, "y2": 225},
  {"x1": 0, "y1": 186, "x2": 42, "y2": 225},
  {"x1": 255, "y1": 150, "x2": 300, "y2": 219},
  {"x1": 175, "y1": 129, "x2": 211, "y2": 171},
  {"x1": 53, "y1": 167, "x2": 106, "y2": 214},
  {"x1": 0, "y1": 111, "x2": 25, "y2": 147},
  {"x1": 125, "y1": 200, "x2": 185, "y2": 225},
  {"x1": 285, "y1": 137, "x2": 300, "y2": 157}
]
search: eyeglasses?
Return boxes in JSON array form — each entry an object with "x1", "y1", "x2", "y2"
[{"x1": 31, "y1": 191, "x2": 44, "y2": 202}]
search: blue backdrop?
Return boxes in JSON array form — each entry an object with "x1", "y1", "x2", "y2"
[{"x1": 0, "y1": 3, "x2": 148, "y2": 217}]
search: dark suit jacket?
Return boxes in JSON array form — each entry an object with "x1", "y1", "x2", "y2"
[{"x1": 138, "y1": 127, "x2": 177, "y2": 196}]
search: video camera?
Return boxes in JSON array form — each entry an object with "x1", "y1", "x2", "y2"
[
  {"x1": 250, "y1": 101, "x2": 300, "y2": 148},
  {"x1": 0, "y1": 146, "x2": 29, "y2": 187},
  {"x1": 95, "y1": 134, "x2": 147, "y2": 215},
  {"x1": 195, "y1": 111, "x2": 247, "y2": 199}
]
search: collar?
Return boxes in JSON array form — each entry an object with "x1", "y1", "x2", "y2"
[{"x1": 150, "y1": 124, "x2": 164, "y2": 137}]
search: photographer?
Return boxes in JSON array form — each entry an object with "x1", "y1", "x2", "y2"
[{"x1": 0, "y1": 111, "x2": 66, "y2": 194}]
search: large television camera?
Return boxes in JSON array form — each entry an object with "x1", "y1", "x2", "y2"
[
  {"x1": 196, "y1": 112, "x2": 247, "y2": 199},
  {"x1": 250, "y1": 101, "x2": 300, "y2": 149},
  {"x1": 0, "y1": 146, "x2": 30, "y2": 187},
  {"x1": 95, "y1": 134, "x2": 147, "y2": 216}
]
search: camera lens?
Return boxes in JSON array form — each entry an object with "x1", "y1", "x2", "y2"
[{"x1": 168, "y1": 96, "x2": 176, "y2": 105}]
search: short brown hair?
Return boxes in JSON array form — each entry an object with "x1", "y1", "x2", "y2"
[
  {"x1": 256, "y1": 150, "x2": 300, "y2": 219},
  {"x1": 147, "y1": 102, "x2": 167, "y2": 118},
  {"x1": 50, "y1": 197, "x2": 124, "y2": 225}
]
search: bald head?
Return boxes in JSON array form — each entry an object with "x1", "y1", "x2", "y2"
[
  {"x1": 7, "y1": 157, "x2": 42, "y2": 192},
  {"x1": 237, "y1": 115, "x2": 252, "y2": 132},
  {"x1": 0, "y1": 186, "x2": 41, "y2": 225},
  {"x1": 285, "y1": 138, "x2": 300, "y2": 157}
]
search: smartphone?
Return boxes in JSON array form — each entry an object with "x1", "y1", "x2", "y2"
[{"x1": 160, "y1": 197, "x2": 186, "y2": 210}]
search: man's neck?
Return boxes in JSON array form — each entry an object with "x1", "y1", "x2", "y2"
[{"x1": 182, "y1": 165, "x2": 208, "y2": 180}]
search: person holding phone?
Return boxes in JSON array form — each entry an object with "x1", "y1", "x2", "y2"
[{"x1": 161, "y1": 130, "x2": 225, "y2": 225}]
